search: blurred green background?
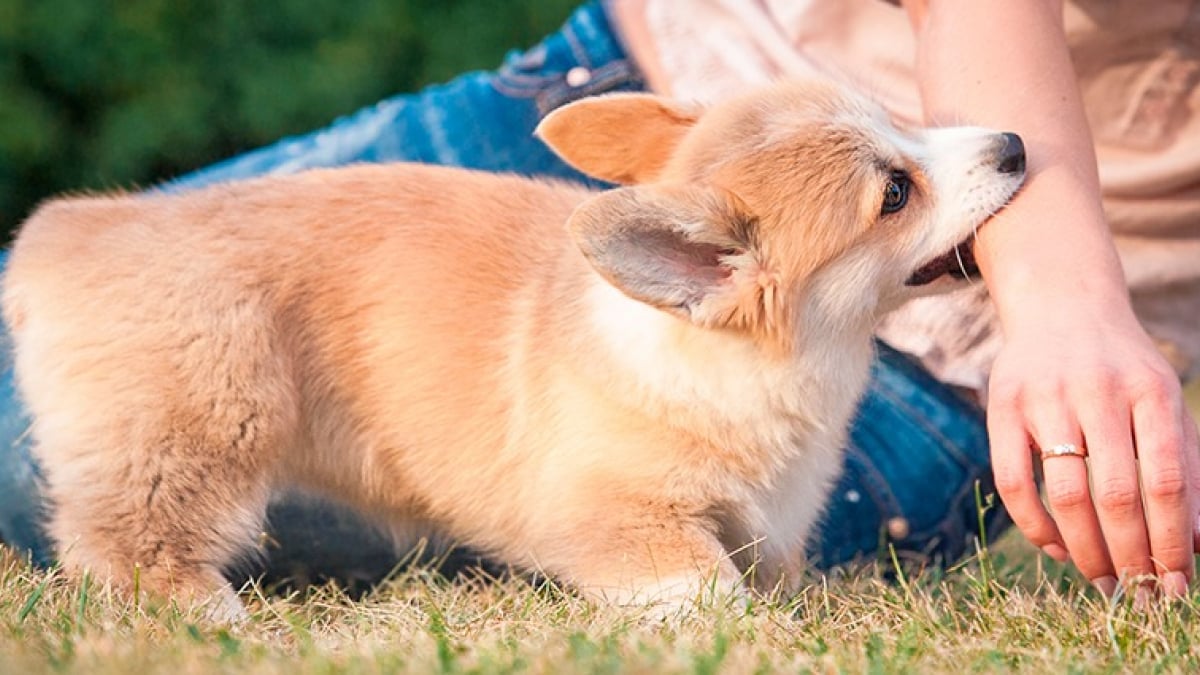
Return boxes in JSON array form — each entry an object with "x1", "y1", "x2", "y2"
[{"x1": 0, "y1": 0, "x2": 579, "y2": 238}]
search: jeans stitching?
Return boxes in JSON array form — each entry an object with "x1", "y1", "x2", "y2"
[
  {"x1": 866, "y1": 381, "x2": 991, "y2": 544},
  {"x1": 492, "y1": 3, "x2": 642, "y2": 105},
  {"x1": 562, "y1": 23, "x2": 591, "y2": 67},
  {"x1": 843, "y1": 439, "x2": 904, "y2": 519},
  {"x1": 873, "y1": 374, "x2": 983, "y2": 473},
  {"x1": 494, "y1": 69, "x2": 559, "y2": 88},
  {"x1": 491, "y1": 75, "x2": 553, "y2": 99},
  {"x1": 901, "y1": 457, "x2": 997, "y2": 545},
  {"x1": 877, "y1": 344, "x2": 987, "y2": 465},
  {"x1": 536, "y1": 61, "x2": 642, "y2": 116}
]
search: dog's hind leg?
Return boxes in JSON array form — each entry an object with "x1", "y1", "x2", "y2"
[
  {"x1": 39, "y1": 386, "x2": 291, "y2": 620},
  {"x1": 13, "y1": 301, "x2": 297, "y2": 620}
]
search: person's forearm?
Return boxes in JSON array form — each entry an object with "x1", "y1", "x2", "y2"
[{"x1": 904, "y1": 0, "x2": 1131, "y2": 327}]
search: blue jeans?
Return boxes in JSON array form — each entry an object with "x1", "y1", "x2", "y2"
[{"x1": 0, "y1": 1, "x2": 1008, "y2": 580}]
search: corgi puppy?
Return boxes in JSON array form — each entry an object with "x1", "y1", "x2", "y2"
[{"x1": 2, "y1": 79, "x2": 1025, "y2": 619}]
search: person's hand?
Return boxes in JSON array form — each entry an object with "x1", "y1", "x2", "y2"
[
  {"x1": 988, "y1": 290, "x2": 1200, "y2": 600},
  {"x1": 901, "y1": 0, "x2": 1200, "y2": 599}
]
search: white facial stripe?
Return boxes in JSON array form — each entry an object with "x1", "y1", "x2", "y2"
[
  {"x1": 904, "y1": 126, "x2": 1025, "y2": 266},
  {"x1": 923, "y1": 126, "x2": 1024, "y2": 230}
]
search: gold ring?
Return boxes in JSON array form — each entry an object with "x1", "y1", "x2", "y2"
[{"x1": 1040, "y1": 443, "x2": 1087, "y2": 461}]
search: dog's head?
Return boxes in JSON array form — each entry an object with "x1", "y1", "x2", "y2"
[{"x1": 536, "y1": 80, "x2": 1025, "y2": 348}]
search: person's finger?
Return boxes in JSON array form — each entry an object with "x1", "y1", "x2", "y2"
[
  {"x1": 1184, "y1": 415, "x2": 1200, "y2": 555},
  {"x1": 1076, "y1": 389, "x2": 1154, "y2": 594},
  {"x1": 1132, "y1": 378, "x2": 1193, "y2": 598},
  {"x1": 1028, "y1": 397, "x2": 1116, "y2": 590},
  {"x1": 988, "y1": 392, "x2": 1067, "y2": 561}
]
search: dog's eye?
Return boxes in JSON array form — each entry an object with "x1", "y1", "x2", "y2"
[{"x1": 881, "y1": 171, "x2": 910, "y2": 215}]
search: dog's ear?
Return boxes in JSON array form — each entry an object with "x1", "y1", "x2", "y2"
[
  {"x1": 568, "y1": 185, "x2": 773, "y2": 327},
  {"x1": 535, "y1": 94, "x2": 700, "y2": 185}
]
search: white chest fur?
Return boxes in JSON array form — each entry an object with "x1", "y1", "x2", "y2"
[{"x1": 582, "y1": 278, "x2": 873, "y2": 579}]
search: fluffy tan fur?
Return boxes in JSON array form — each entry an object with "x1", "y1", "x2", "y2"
[{"x1": 2, "y1": 79, "x2": 1024, "y2": 619}]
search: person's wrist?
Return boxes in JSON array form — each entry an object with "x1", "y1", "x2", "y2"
[
  {"x1": 990, "y1": 272, "x2": 1138, "y2": 340},
  {"x1": 974, "y1": 187, "x2": 1132, "y2": 333}
]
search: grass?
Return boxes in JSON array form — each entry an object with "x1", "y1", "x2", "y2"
[
  {"x1": 1, "y1": 387, "x2": 1196, "y2": 674},
  {"x1": 3, "y1": 532, "x2": 1200, "y2": 674}
]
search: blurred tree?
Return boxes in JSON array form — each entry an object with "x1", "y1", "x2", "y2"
[{"x1": 0, "y1": 0, "x2": 579, "y2": 237}]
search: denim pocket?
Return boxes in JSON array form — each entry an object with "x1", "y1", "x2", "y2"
[
  {"x1": 495, "y1": 44, "x2": 643, "y2": 111},
  {"x1": 533, "y1": 60, "x2": 643, "y2": 115},
  {"x1": 492, "y1": 4, "x2": 644, "y2": 116},
  {"x1": 493, "y1": 44, "x2": 560, "y2": 98}
]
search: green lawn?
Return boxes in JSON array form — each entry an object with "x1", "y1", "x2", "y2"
[{"x1": 2, "y1": 532, "x2": 1198, "y2": 674}]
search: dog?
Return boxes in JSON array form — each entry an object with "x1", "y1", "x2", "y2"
[{"x1": 2, "y1": 79, "x2": 1025, "y2": 619}]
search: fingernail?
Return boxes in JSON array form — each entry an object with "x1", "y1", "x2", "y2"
[
  {"x1": 1041, "y1": 543, "x2": 1070, "y2": 563},
  {"x1": 1092, "y1": 575, "x2": 1118, "y2": 598},
  {"x1": 1162, "y1": 571, "x2": 1189, "y2": 600},
  {"x1": 1134, "y1": 584, "x2": 1154, "y2": 611}
]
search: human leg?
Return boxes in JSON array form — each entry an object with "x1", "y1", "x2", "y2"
[{"x1": 0, "y1": 275, "x2": 51, "y2": 565}]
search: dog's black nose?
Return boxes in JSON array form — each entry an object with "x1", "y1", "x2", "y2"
[{"x1": 996, "y1": 132, "x2": 1025, "y2": 174}]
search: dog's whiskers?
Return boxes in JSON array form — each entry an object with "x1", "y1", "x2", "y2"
[
  {"x1": 965, "y1": 217, "x2": 990, "y2": 286},
  {"x1": 955, "y1": 237, "x2": 977, "y2": 287}
]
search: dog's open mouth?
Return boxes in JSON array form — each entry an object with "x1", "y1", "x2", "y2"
[{"x1": 905, "y1": 239, "x2": 979, "y2": 286}]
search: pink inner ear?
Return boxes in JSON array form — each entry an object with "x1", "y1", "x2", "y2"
[
  {"x1": 639, "y1": 230, "x2": 733, "y2": 284},
  {"x1": 586, "y1": 225, "x2": 739, "y2": 313}
]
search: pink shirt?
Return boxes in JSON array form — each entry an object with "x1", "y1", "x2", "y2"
[{"x1": 615, "y1": 0, "x2": 1200, "y2": 394}]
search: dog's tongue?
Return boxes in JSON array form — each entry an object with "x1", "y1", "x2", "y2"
[{"x1": 905, "y1": 242, "x2": 979, "y2": 286}]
